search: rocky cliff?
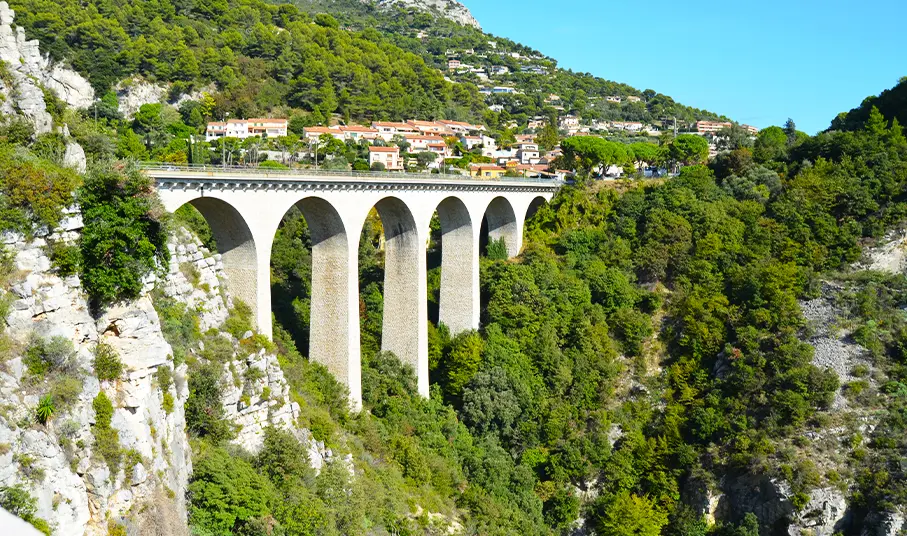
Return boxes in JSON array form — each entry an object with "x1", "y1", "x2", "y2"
[
  {"x1": 0, "y1": 219, "x2": 322, "y2": 534},
  {"x1": 370, "y1": 0, "x2": 480, "y2": 29},
  {"x1": 0, "y1": 1, "x2": 93, "y2": 134}
]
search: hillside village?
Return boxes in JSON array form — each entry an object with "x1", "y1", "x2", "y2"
[{"x1": 202, "y1": 115, "x2": 759, "y2": 179}]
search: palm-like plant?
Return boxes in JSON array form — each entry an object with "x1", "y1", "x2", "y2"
[{"x1": 35, "y1": 395, "x2": 55, "y2": 424}]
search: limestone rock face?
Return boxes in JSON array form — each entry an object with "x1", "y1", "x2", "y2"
[
  {"x1": 63, "y1": 140, "x2": 87, "y2": 173},
  {"x1": 116, "y1": 77, "x2": 212, "y2": 119},
  {"x1": 369, "y1": 0, "x2": 480, "y2": 29},
  {"x1": 1, "y1": 216, "x2": 330, "y2": 532},
  {"x1": 0, "y1": 1, "x2": 93, "y2": 134},
  {"x1": 116, "y1": 78, "x2": 168, "y2": 120},
  {"x1": 0, "y1": 223, "x2": 190, "y2": 535}
]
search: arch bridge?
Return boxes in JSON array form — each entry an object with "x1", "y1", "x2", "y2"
[{"x1": 147, "y1": 166, "x2": 559, "y2": 408}]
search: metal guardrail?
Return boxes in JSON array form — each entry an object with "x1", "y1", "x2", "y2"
[{"x1": 138, "y1": 162, "x2": 562, "y2": 186}]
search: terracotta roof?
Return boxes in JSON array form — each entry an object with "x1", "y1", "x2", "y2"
[
  {"x1": 372, "y1": 122, "x2": 414, "y2": 129},
  {"x1": 340, "y1": 126, "x2": 378, "y2": 132},
  {"x1": 369, "y1": 146, "x2": 400, "y2": 152}
]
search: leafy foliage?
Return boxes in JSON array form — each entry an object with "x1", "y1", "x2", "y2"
[
  {"x1": 0, "y1": 485, "x2": 52, "y2": 535},
  {"x1": 78, "y1": 162, "x2": 169, "y2": 307},
  {"x1": 92, "y1": 342, "x2": 124, "y2": 381}
]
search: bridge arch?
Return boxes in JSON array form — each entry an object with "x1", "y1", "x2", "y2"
[
  {"x1": 174, "y1": 197, "x2": 260, "y2": 325},
  {"x1": 370, "y1": 196, "x2": 429, "y2": 397},
  {"x1": 289, "y1": 197, "x2": 361, "y2": 406},
  {"x1": 434, "y1": 196, "x2": 478, "y2": 335},
  {"x1": 526, "y1": 195, "x2": 547, "y2": 221},
  {"x1": 484, "y1": 196, "x2": 520, "y2": 258}
]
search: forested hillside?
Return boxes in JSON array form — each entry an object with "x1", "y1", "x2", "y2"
[
  {"x1": 292, "y1": 0, "x2": 727, "y2": 126},
  {"x1": 8, "y1": 0, "x2": 726, "y2": 131},
  {"x1": 831, "y1": 77, "x2": 907, "y2": 133},
  {"x1": 8, "y1": 0, "x2": 486, "y2": 122}
]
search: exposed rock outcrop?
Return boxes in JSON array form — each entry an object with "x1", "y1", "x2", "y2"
[
  {"x1": 0, "y1": 218, "x2": 320, "y2": 533},
  {"x1": 0, "y1": 1, "x2": 93, "y2": 134},
  {"x1": 1, "y1": 225, "x2": 190, "y2": 535},
  {"x1": 369, "y1": 0, "x2": 480, "y2": 29},
  {"x1": 116, "y1": 77, "x2": 212, "y2": 119}
]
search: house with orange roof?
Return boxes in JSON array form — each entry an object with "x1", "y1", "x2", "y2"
[
  {"x1": 368, "y1": 146, "x2": 402, "y2": 171},
  {"x1": 372, "y1": 121, "x2": 419, "y2": 141},
  {"x1": 206, "y1": 118, "x2": 287, "y2": 141},
  {"x1": 470, "y1": 164, "x2": 507, "y2": 179}
]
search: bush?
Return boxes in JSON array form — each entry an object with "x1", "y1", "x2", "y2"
[
  {"x1": 93, "y1": 342, "x2": 124, "y2": 381},
  {"x1": 255, "y1": 427, "x2": 313, "y2": 492},
  {"x1": 185, "y1": 362, "x2": 233, "y2": 443},
  {"x1": 155, "y1": 365, "x2": 173, "y2": 392},
  {"x1": 224, "y1": 301, "x2": 254, "y2": 339},
  {"x1": 486, "y1": 236, "x2": 509, "y2": 260},
  {"x1": 23, "y1": 335, "x2": 78, "y2": 378},
  {"x1": 0, "y1": 147, "x2": 79, "y2": 235},
  {"x1": 188, "y1": 442, "x2": 278, "y2": 534},
  {"x1": 610, "y1": 307, "x2": 654, "y2": 356},
  {"x1": 152, "y1": 294, "x2": 200, "y2": 365},
  {"x1": 0, "y1": 485, "x2": 51, "y2": 535},
  {"x1": 47, "y1": 240, "x2": 81, "y2": 277},
  {"x1": 78, "y1": 162, "x2": 169, "y2": 307},
  {"x1": 162, "y1": 392, "x2": 174, "y2": 414},
  {"x1": 92, "y1": 391, "x2": 122, "y2": 476}
]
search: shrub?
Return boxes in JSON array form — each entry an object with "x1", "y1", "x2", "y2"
[
  {"x1": 188, "y1": 442, "x2": 278, "y2": 534},
  {"x1": 107, "y1": 520, "x2": 127, "y2": 536},
  {"x1": 155, "y1": 365, "x2": 173, "y2": 392},
  {"x1": 47, "y1": 240, "x2": 81, "y2": 277},
  {"x1": 92, "y1": 391, "x2": 121, "y2": 476},
  {"x1": 50, "y1": 375, "x2": 84, "y2": 411},
  {"x1": 486, "y1": 236, "x2": 509, "y2": 260},
  {"x1": 185, "y1": 362, "x2": 233, "y2": 443},
  {"x1": 162, "y1": 392, "x2": 174, "y2": 414},
  {"x1": 224, "y1": 301, "x2": 254, "y2": 339},
  {"x1": 93, "y1": 342, "x2": 124, "y2": 381},
  {"x1": 180, "y1": 262, "x2": 201, "y2": 287},
  {"x1": 255, "y1": 427, "x2": 313, "y2": 492},
  {"x1": 0, "y1": 485, "x2": 51, "y2": 535},
  {"x1": 78, "y1": 162, "x2": 169, "y2": 307},
  {"x1": 23, "y1": 335, "x2": 78, "y2": 378},
  {"x1": 610, "y1": 307, "x2": 654, "y2": 356},
  {"x1": 35, "y1": 395, "x2": 55, "y2": 424},
  {"x1": 152, "y1": 294, "x2": 200, "y2": 365},
  {"x1": 0, "y1": 147, "x2": 79, "y2": 235}
]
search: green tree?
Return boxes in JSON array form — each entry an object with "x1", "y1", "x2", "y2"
[
  {"x1": 189, "y1": 443, "x2": 278, "y2": 535},
  {"x1": 591, "y1": 491, "x2": 668, "y2": 536},
  {"x1": 669, "y1": 134, "x2": 709, "y2": 167},
  {"x1": 78, "y1": 163, "x2": 169, "y2": 307}
]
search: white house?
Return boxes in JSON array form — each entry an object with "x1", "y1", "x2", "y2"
[
  {"x1": 515, "y1": 142, "x2": 541, "y2": 165},
  {"x1": 369, "y1": 146, "x2": 402, "y2": 170},
  {"x1": 206, "y1": 118, "x2": 288, "y2": 142}
]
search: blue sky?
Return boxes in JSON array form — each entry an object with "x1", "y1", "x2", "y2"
[{"x1": 461, "y1": 0, "x2": 906, "y2": 133}]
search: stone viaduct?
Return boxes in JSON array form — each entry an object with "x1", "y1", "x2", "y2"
[{"x1": 148, "y1": 166, "x2": 559, "y2": 408}]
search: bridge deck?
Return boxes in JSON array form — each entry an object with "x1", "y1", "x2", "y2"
[{"x1": 141, "y1": 163, "x2": 561, "y2": 188}]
